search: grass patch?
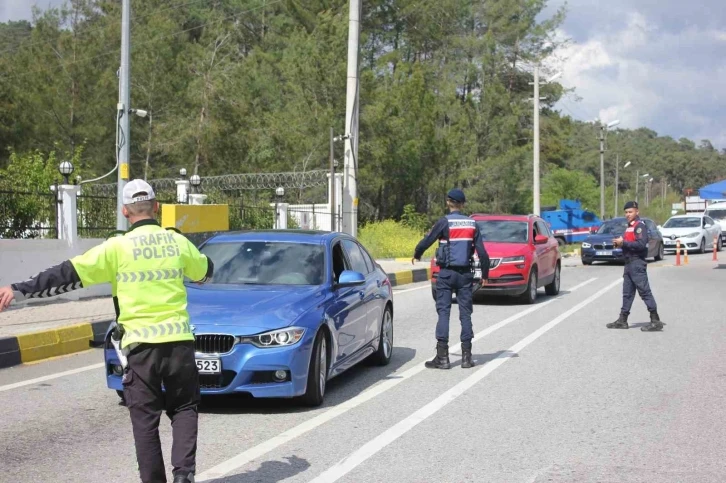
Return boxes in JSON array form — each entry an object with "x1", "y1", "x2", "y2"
[{"x1": 358, "y1": 220, "x2": 437, "y2": 259}]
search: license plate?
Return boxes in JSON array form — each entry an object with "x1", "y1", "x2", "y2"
[
  {"x1": 196, "y1": 358, "x2": 221, "y2": 374},
  {"x1": 474, "y1": 269, "x2": 482, "y2": 278},
  {"x1": 595, "y1": 250, "x2": 612, "y2": 256}
]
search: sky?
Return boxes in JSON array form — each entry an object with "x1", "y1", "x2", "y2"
[{"x1": 2, "y1": 0, "x2": 725, "y2": 150}]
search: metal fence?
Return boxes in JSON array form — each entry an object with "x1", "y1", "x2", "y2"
[{"x1": 0, "y1": 190, "x2": 58, "y2": 239}]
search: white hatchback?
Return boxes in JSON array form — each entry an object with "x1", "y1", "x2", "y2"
[{"x1": 659, "y1": 214, "x2": 723, "y2": 253}]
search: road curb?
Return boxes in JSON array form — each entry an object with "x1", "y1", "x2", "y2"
[
  {"x1": 0, "y1": 269, "x2": 433, "y2": 370},
  {"x1": 0, "y1": 319, "x2": 113, "y2": 370}
]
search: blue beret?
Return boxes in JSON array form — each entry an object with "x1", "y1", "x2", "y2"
[
  {"x1": 623, "y1": 201, "x2": 638, "y2": 210},
  {"x1": 447, "y1": 188, "x2": 466, "y2": 203}
]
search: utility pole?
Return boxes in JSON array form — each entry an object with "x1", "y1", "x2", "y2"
[
  {"x1": 342, "y1": 0, "x2": 361, "y2": 237},
  {"x1": 116, "y1": 0, "x2": 131, "y2": 231},
  {"x1": 599, "y1": 124, "x2": 605, "y2": 219},
  {"x1": 330, "y1": 127, "x2": 336, "y2": 232},
  {"x1": 533, "y1": 66, "x2": 540, "y2": 216},
  {"x1": 635, "y1": 170, "x2": 639, "y2": 204},
  {"x1": 614, "y1": 153, "x2": 619, "y2": 218}
]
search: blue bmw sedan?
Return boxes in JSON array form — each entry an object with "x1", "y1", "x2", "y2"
[
  {"x1": 580, "y1": 217, "x2": 665, "y2": 265},
  {"x1": 104, "y1": 230, "x2": 394, "y2": 406}
]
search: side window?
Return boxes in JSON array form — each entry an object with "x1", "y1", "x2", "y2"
[
  {"x1": 706, "y1": 216, "x2": 715, "y2": 226},
  {"x1": 644, "y1": 220, "x2": 656, "y2": 232},
  {"x1": 535, "y1": 221, "x2": 549, "y2": 238},
  {"x1": 342, "y1": 239, "x2": 369, "y2": 274},
  {"x1": 332, "y1": 242, "x2": 350, "y2": 282},
  {"x1": 359, "y1": 245, "x2": 376, "y2": 273}
]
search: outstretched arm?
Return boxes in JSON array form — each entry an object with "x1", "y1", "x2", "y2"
[{"x1": 413, "y1": 218, "x2": 447, "y2": 261}]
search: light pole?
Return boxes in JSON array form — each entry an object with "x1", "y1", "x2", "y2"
[
  {"x1": 531, "y1": 68, "x2": 561, "y2": 215},
  {"x1": 646, "y1": 177, "x2": 654, "y2": 206},
  {"x1": 342, "y1": 0, "x2": 361, "y2": 237},
  {"x1": 614, "y1": 158, "x2": 631, "y2": 217},
  {"x1": 275, "y1": 186, "x2": 284, "y2": 229},
  {"x1": 635, "y1": 172, "x2": 649, "y2": 204},
  {"x1": 599, "y1": 119, "x2": 620, "y2": 219},
  {"x1": 116, "y1": 0, "x2": 131, "y2": 232}
]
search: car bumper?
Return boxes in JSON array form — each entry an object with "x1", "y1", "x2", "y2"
[
  {"x1": 581, "y1": 248, "x2": 626, "y2": 262},
  {"x1": 104, "y1": 334, "x2": 315, "y2": 398},
  {"x1": 663, "y1": 239, "x2": 700, "y2": 251},
  {"x1": 431, "y1": 268, "x2": 528, "y2": 297}
]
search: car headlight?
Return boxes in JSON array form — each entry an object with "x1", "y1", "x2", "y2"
[
  {"x1": 582, "y1": 242, "x2": 591, "y2": 248},
  {"x1": 501, "y1": 256, "x2": 525, "y2": 263},
  {"x1": 238, "y1": 327, "x2": 306, "y2": 348},
  {"x1": 684, "y1": 232, "x2": 701, "y2": 238}
]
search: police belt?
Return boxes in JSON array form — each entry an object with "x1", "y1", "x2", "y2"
[{"x1": 439, "y1": 265, "x2": 472, "y2": 273}]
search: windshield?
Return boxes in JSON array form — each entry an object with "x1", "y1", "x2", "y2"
[
  {"x1": 476, "y1": 220, "x2": 529, "y2": 243},
  {"x1": 597, "y1": 220, "x2": 628, "y2": 235},
  {"x1": 199, "y1": 241, "x2": 325, "y2": 285},
  {"x1": 663, "y1": 217, "x2": 701, "y2": 228},
  {"x1": 705, "y1": 209, "x2": 726, "y2": 221}
]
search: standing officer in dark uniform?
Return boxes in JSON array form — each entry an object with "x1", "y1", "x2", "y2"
[
  {"x1": 608, "y1": 201, "x2": 663, "y2": 331},
  {"x1": 412, "y1": 188, "x2": 489, "y2": 369},
  {"x1": 0, "y1": 180, "x2": 214, "y2": 483}
]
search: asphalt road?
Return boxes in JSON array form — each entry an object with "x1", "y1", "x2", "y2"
[{"x1": 2, "y1": 253, "x2": 725, "y2": 482}]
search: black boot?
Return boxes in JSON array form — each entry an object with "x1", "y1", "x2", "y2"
[
  {"x1": 425, "y1": 342, "x2": 451, "y2": 369},
  {"x1": 606, "y1": 313, "x2": 629, "y2": 329},
  {"x1": 173, "y1": 473, "x2": 194, "y2": 483},
  {"x1": 641, "y1": 311, "x2": 664, "y2": 332},
  {"x1": 461, "y1": 341, "x2": 475, "y2": 369}
]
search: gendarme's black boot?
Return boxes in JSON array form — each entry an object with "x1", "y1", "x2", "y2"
[
  {"x1": 606, "y1": 313, "x2": 629, "y2": 329},
  {"x1": 173, "y1": 473, "x2": 194, "y2": 483},
  {"x1": 641, "y1": 311, "x2": 664, "y2": 332},
  {"x1": 425, "y1": 342, "x2": 451, "y2": 369},
  {"x1": 461, "y1": 341, "x2": 475, "y2": 369}
]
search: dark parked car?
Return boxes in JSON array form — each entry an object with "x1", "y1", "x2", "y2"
[{"x1": 580, "y1": 217, "x2": 665, "y2": 265}]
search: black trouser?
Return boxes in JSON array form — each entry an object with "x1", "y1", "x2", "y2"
[
  {"x1": 123, "y1": 340, "x2": 200, "y2": 483},
  {"x1": 435, "y1": 267, "x2": 475, "y2": 343},
  {"x1": 621, "y1": 258, "x2": 657, "y2": 315}
]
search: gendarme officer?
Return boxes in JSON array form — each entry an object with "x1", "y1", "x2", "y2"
[
  {"x1": 412, "y1": 188, "x2": 489, "y2": 369},
  {"x1": 0, "y1": 179, "x2": 214, "y2": 483},
  {"x1": 608, "y1": 200, "x2": 663, "y2": 332}
]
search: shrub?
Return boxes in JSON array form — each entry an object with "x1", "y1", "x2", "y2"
[{"x1": 358, "y1": 219, "x2": 436, "y2": 259}]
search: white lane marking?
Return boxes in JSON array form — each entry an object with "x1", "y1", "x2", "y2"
[
  {"x1": 308, "y1": 277, "x2": 622, "y2": 483},
  {"x1": 196, "y1": 278, "x2": 597, "y2": 481},
  {"x1": 393, "y1": 284, "x2": 430, "y2": 295},
  {"x1": 0, "y1": 363, "x2": 104, "y2": 393}
]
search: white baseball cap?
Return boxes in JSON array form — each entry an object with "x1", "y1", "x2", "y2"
[{"x1": 122, "y1": 179, "x2": 156, "y2": 205}]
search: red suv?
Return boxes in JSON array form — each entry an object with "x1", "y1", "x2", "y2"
[{"x1": 430, "y1": 214, "x2": 561, "y2": 304}]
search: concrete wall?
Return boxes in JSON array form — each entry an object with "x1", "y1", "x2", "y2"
[{"x1": 0, "y1": 238, "x2": 110, "y2": 304}]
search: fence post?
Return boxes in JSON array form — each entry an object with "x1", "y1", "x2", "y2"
[
  {"x1": 278, "y1": 203, "x2": 289, "y2": 229},
  {"x1": 58, "y1": 184, "x2": 80, "y2": 247}
]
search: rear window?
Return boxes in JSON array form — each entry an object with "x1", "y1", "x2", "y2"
[
  {"x1": 200, "y1": 241, "x2": 325, "y2": 285},
  {"x1": 476, "y1": 220, "x2": 529, "y2": 243}
]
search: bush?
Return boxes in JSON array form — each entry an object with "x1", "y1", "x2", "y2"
[{"x1": 358, "y1": 219, "x2": 436, "y2": 259}]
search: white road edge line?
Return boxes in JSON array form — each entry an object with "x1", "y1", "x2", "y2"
[
  {"x1": 195, "y1": 277, "x2": 597, "y2": 482},
  {"x1": 393, "y1": 284, "x2": 430, "y2": 295},
  {"x1": 307, "y1": 277, "x2": 622, "y2": 483},
  {"x1": 0, "y1": 363, "x2": 104, "y2": 393}
]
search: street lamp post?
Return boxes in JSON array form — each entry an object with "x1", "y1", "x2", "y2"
[
  {"x1": 614, "y1": 157, "x2": 631, "y2": 217},
  {"x1": 599, "y1": 119, "x2": 620, "y2": 219},
  {"x1": 275, "y1": 186, "x2": 284, "y2": 229},
  {"x1": 635, "y1": 171, "x2": 649, "y2": 204},
  {"x1": 531, "y1": 68, "x2": 561, "y2": 216}
]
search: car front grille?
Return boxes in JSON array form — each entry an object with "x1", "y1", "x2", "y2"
[
  {"x1": 593, "y1": 243, "x2": 615, "y2": 250},
  {"x1": 199, "y1": 370, "x2": 237, "y2": 389},
  {"x1": 486, "y1": 274, "x2": 524, "y2": 284},
  {"x1": 195, "y1": 334, "x2": 236, "y2": 355}
]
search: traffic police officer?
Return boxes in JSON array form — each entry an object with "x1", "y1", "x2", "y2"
[
  {"x1": 412, "y1": 188, "x2": 489, "y2": 369},
  {"x1": 0, "y1": 179, "x2": 214, "y2": 483},
  {"x1": 608, "y1": 200, "x2": 663, "y2": 331}
]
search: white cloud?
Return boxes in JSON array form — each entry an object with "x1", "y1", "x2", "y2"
[{"x1": 544, "y1": 6, "x2": 726, "y2": 149}]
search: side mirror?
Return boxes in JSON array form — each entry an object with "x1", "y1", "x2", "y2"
[
  {"x1": 335, "y1": 270, "x2": 365, "y2": 289},
  {"x1": 534, "y1": 234, "x2": 548, "y2": 245}
]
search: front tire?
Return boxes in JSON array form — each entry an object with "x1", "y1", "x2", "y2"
[
  {"x1": 301, "y1": 330, "x2": 327, "y2": 407},
  {"x1": 655, "y1": 242, "x2": 664, "y2": 261},
  {"x1": 370, "y1": 306, "x2": 394, "y2": 366},
  {"x1": 700, "y1": 238, "x2": 706, "y2": 254},
  {"x1": 718, "y1": 237, "x2": 723, "y2": 252},
  {"x1": 545, "y1": 263, "x2": 560, "y2": 296},
  {"x1": 520, "y1": 269, "x2": 538, "y2": 304}
]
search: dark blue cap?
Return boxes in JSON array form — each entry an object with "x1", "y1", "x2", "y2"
[
  {"x1": 623, "y1": 200, "x2": 639, "y2": 210},
  {"x1": 447, "y1": 188, "x2": 466, "y2": 203}
]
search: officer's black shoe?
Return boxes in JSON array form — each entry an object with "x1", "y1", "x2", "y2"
[
  {"x1": 606, "y1": 314, "x2": 629, "y2": 329},
  {"x1": 461, "y1": 342, "x2": 475, "y2": 369},
  {"x1": 641, "y1": 312, "x2": 664, "y2": 332},
  {"x1": 425, "y1": 342, "x2": 451, "y2": 369},
  {"x1": 173, "y1": 473, "x2": 194, "y2": 483}
]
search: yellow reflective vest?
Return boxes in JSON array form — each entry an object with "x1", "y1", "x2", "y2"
[{"x1": 69, "y1": 220, "x2": 210, "y2": 348}]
